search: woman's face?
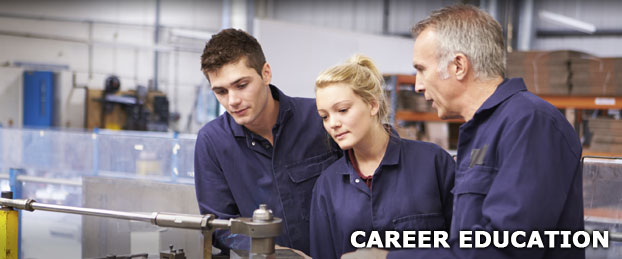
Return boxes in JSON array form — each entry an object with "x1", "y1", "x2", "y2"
[{"x1": 316, "y1": 83, "x2": 379, "y2": 150}]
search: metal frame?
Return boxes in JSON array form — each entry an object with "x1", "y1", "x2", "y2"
[{"x1": 581, "y1": 155, "x2": 622, "y2": 242}]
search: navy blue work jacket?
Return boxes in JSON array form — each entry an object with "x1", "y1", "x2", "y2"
[
  {"x1": 310, "y1": 131, "x2": 456, "y2": 259},
  {"x1": 389, "y1": 78, "x2": 584, "y2": 259},
  {"x1": 194, "y1": 85, "x2": 340, "y2": 255}
]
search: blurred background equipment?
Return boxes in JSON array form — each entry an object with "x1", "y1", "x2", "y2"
[
  {"x1": 23, "y1": 71, "x2": 55, "y2": 128},
  {"x1": 87, "y1": 75, "x2": 170, "y2": 131}
]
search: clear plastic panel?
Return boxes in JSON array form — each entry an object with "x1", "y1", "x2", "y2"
[
  {"x1": 583, "y1": 156, "x2": 622, "y2": 259},
  {"x1": 0, "y1": 128, "x2": 196, "y2": 181},
  {"x1": 177, "y1": 134, "x2": 198, "y2": 182},
  {"x1": 0, "y1": 127, "x2": 198, "y2": 259},
  {"x1": 1, "y1": 128, "x2": 94, "y2": 176},
  {"x1": 96, "y1": 133, "x2": 174, "y2": 180}
]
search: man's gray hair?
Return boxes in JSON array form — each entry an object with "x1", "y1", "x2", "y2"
[{"x1": 412, "y1": 4, "x2": 506, "y2": 80}]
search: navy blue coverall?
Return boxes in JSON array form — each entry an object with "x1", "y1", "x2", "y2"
[
  {"x1": 388, "y1": 78, "x2": 584, "y2": 259},
  {"x1": 194, "y1": 85, "x2": 341, "y2": 254},
  {"x1": 310, "y1": 131, "x2": 456, "y2": 259}
]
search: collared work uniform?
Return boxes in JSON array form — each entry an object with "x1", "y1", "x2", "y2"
[
  {"x1": 389, "y1": 78, "x2": 584, "y2": 259},
  {"x1": 194, "y1": 85, "x2": 340, "y2": 254},
  {"x1": 310, "y1": 131, "x2": 455, "y2": 259}
]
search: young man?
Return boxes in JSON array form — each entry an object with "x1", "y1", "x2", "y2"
[
  {"x1": 344, "y1": 5, "x2": 584, "y2": 259},
  {"x1": 194, "y1": 28, "x2": 340, "y2": 255}
]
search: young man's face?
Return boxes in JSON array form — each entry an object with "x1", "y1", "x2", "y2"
[
  {"x1": 207, "y1": 57, "x2": 272, "y2": 128},
  {"x1": 412, "y1": 28, "x2": 462, "y2": 120}
]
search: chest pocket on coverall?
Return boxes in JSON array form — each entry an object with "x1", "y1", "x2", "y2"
[{"x1": 286, "y1": 151, "x2": 339, "y2": 221}]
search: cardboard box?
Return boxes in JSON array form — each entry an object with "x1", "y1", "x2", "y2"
[
  {"x1": 507, "y1": 50, "x2": 586, "y2": 95},
  {"x1": 588, "y1": 118, "x2": 622, "y2": 153},
  {"x1": 571, "y1": 57, "x2": 622, "y2": 95}
]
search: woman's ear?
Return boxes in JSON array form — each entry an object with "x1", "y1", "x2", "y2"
[{"x1": 369, "y1": 98, "x2": 380, "y2": 117}]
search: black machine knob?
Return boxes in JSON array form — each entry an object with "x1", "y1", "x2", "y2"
[{"x1": 1, "y1": 191, "x2": 12, "y2": 199}]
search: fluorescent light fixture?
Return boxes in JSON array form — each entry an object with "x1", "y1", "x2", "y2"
[
  {"x1": 170, "y1": 28, "x2": 214, "y2": 41},
  {"x1": 134, "y1": 144, "x2": 144, "y2": 151},
  {"x1": 539, "y1": 11, "x2": 596, "y2": 34}
]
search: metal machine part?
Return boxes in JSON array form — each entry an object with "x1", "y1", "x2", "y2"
[
  {"x1": 90, "y1": 253, "x2": 149, "y2": 259},
  {"x1": 229, "y1": 204, "x2": 282, "y2": 259},
  {"x1": 231, "y1": 250, "x2": 302, "y2": 259},
  {"x1": 160, "y1": 245, "x2": 187, "y2": 259},
  {"x1": 0, "y1": 192, "x2": 19, "y2": 259},
  {"x1": 0, "y1": 197, "x2": 298, "y2": 259}
]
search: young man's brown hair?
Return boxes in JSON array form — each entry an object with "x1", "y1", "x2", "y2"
[{"x1": 200, "y1": 28, "x2": 266, "y2": 77}]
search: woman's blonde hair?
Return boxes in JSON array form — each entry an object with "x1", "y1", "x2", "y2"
[{"x1": 315, "y1": 54, "x2": 388, "y2": 123}]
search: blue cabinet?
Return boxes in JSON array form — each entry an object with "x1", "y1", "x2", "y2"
[{"x1": 23, "y1": 71, "x2": 54, "y2": 127}]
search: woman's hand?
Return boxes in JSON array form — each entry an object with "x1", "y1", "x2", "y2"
[
  {"x1": 275, "y1": 245, "x2": 312, "y2": 259},
  {"x1": 341, "y1": 248, "x2": 389, "y2": 259}
]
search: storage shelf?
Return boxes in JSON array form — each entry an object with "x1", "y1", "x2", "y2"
[
  {"x1": 583, "y1": 150, "x2": 622, "y2": 157},
  {"x1": 395, "y1": 111, "x2": 464, "y2": 123},
  {"x1": 539, "y1": 95, "x2": 622, "y2": 109},
  {"x1": 387, "y1": 74, "x2": 622, "y2": 158},
  {"x1": 395, "y1": 95, "x2": 622, "y2": 123},
  {"x1": 394, "y1": 74, "x2": 416, "y2": 85}
]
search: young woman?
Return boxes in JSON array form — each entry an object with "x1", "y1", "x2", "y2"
[{"x1": 310, "y1": 54, "x2": 455, "y2": 259}]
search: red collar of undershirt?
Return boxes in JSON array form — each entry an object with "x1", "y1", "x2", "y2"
[{"x1": 348, "y1": 149, "x2": 372, "y2": 189}]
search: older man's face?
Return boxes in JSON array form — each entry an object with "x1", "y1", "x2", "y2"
[{"x1": 412, "y1": 28, "x2": 462, "y2": 120}]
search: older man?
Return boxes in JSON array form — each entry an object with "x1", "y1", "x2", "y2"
[{"x1": 344, "y1": 4, "x2": 584, "y2": 259}]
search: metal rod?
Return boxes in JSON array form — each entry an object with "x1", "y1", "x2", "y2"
[
  {"x1": 585, "y1": 216, "x2": 622, "y2": 225},
  {"x1": 584, "y1": 226, "x2": 622, "y2": 242},
  {"x1": 0, "y1": 29, "x2": 201, "y2": 53},
  {"x1": 0, "y1": 12, "x2": 210, "y2": 32},
  {"x1": 0, "y1": 198, "x2": 229, "y2": 231},
  {"x1": 0, "y1": 29, "x2": 88, "y2": 44},
  {"x1": 88, "y1": 21, "x2": 94, "y2": 79},
  {"x1": 29, "y1": 201, "x2": 156, "y2": 223},
  {"x1": 382, "y1": 0, "x2": 389, "y2": 35},
  {"x1": 537, "y1": 29, "x2": 622, "y2": 37},
  {"x1": 517, "y1": 0, "x2": 534, "y2": 51},
  {"x1": 611, "y1": 232, "x2": 622, "y2": 242},
  {"x1": 154, "y1": 212, "x2": 206, "y2": 229},
  {"x1": 153, "y1": 0, "x2": 161, "y2": 91},
  {"x1": 210, "y1": 218, "x2": 231, "y2": 229},
  {"x1": 203, "y1": 230, "x2": 213, "y2": 259},
  {"x1": 16, "y1": 175, "x2": 82, "y2": 186},
  {"x1": 246, "y1": 0, "x2": 255, "y2": 34}
]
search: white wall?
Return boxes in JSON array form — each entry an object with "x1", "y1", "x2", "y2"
[
  {"x1": 255, "y1": 18, "x2": 415, "y2": 98},
  {"x1": 56, "y1": 71, "x2": 86, "y2": 128},
  {"x1": 0, "y1": 67, "x2": 23, "y2": 127}
]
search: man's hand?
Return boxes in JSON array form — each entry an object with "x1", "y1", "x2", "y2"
[{"x1": 341, "y1": 248, "x2": 389, "y2": 259}]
